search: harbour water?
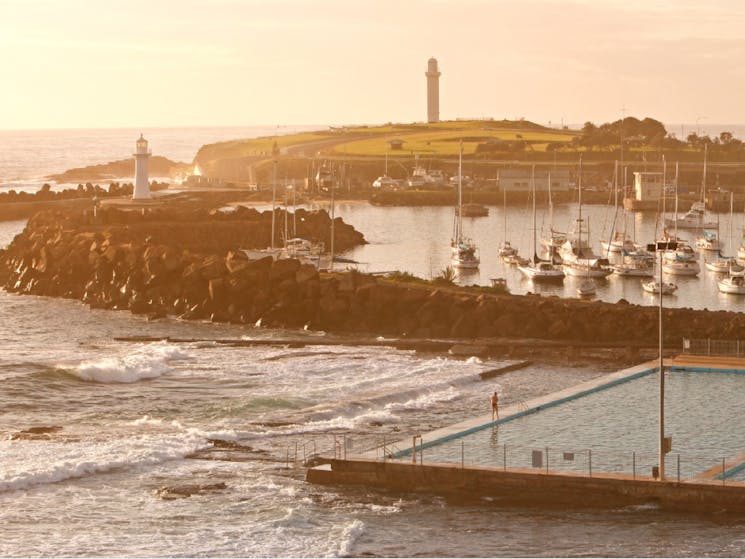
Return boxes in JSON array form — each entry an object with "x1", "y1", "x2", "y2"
[
  {"x1": 302, "y1": 200, "x2": 745, "y2": 312},
  {"x1": 3, "y1": 129, "x2": 745, "y2": 556}
]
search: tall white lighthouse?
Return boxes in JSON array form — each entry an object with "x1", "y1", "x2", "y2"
[
  {"x1": 132, "y1": 134, "x2": 151, "y2": 200},
  {"x1": 425, "y1": 57, "x2": 441, "y2": 123}
]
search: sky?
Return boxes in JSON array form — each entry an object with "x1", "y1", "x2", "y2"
[{"x1": 1, "y1": 0, "x2": 745, "y2": 130}]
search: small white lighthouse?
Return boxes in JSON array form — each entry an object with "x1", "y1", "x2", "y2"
[{"x1": 132, "y1": 134, "x2": 151, "y2": 200}]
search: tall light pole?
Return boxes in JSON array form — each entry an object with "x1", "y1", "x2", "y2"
[{"x1": 650, "y1": 236, "x2": 676, "y2": 481}]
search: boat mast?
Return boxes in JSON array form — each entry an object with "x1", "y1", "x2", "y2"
[
  {"x1": 702, "y1": 143, "x2": 708, "y2": 204},
  {"x1": 606, "y1": 160, "x2": 619, "y2": 257},
  {"x1": 532, "y1": 164, "x2": 537, "y2": 263},
  {"x1": 674, "y1": 162, "x2": 679, "y2": 239},
  {"x1": 272, "y1": 159, "x2": 277, "y2": 250},
  {"x1": 457, "y1": 140, "x2": 463, "y2": 241},
  {"x1": 503, "y1": 186, "x2": 507, "y2": 244},
  {"x1": 330, "y1": 163, "x2": 335, "y2": 272},
  {"x1": 662, "y1": 156, "x2": 667, "y2": 231},
  {"x1": 578, "y1": 154, "x2": 583, "y2": 256},
  {"x1": 730, "y1": 191, "x2": 734, "y2": 255}
]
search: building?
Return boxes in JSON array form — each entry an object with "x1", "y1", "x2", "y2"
[
  {"x1": 633, "y1": 172, "x2": 663, "y2": 202},
  {"x1": 387, "y1": 138, "x2": 406, "y2": 151},
  {"x1": 425, "y1": 57, "x2": 440, "y2": 123},
  {"x1": 497, "y1": 168, "x2": 572, "y2": 192},
  {"x1": 132, "y1": 134, "x2": 151, "y2": 200}
]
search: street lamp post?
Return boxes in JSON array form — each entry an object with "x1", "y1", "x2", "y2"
[{"x1": 649, "y1": 239, "x2": 676, "y2": 481}]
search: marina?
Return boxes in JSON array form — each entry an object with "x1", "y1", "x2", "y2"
[{"x1": 306, "y1": 201, "x2": 745, "y2": 311}]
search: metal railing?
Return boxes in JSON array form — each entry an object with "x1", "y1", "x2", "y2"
[
  {"x1": 682, "y1": 337, "x2": 745, "y2": 357},
  {"x1": 292, "y1": 432, "x2": 745, "y2": 486}
]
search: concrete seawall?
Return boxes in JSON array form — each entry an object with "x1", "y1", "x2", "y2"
[{"x1": 307, "y1": 458, "x2": 745, "y2": 512}]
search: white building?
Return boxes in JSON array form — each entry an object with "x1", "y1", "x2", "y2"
[
  {"x1": 498, "y1": 168, "x2": 571, "y2": 193},
  {"x1": 633, "y1": 172, "x2": 662, "y2": 201},
  {"x1": 133, "y1": 134, "x2": 151, "y2": 200}
]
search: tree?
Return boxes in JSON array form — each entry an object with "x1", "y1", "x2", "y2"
[{"x1": 582, "y1": 121, "x2": 597, "y2": 135}]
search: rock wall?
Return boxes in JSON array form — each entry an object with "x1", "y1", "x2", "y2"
[{"x1": 0, "y1": 207, "x2": 741, "y2": 343}]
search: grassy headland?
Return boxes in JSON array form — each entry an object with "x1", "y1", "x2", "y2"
[{"x1": 191, "y1": 117, "x2": 745, "y2": 194}]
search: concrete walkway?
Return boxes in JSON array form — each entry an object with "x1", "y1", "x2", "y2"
[{"x1": 695, "y1": 450, "x2": 745, "y2": 481}]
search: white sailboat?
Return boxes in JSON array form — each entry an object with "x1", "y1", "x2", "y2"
[
  {"x1": 642, "y1": 280, "x2": 678, "y2": 295},
  {"x1": 451, "y1": 141, "x2": 480, "y2": 269},
  {"x1": 612, "y1": 251, "x2": 655, "y2": 277},
  {"x1": 518, "y1": 166, "x2": 565, "y2": 282},
  {"x1": 706, "y1": 191, "x2": 744, "y2": 273},
  {"x1": 665, "y1": 145, "x2": 717, "y2": 230},
  {"x1": 601, "y1": 161, "x2": 635, "y2": 255},
  {"x1": 539, "y1": 171, "x2": 566, "y2": 261},
  {"x1": 718, "y1": 270, "x2": 745, "y2": 294},
  {"x1": 577, "y1": 278, "x2": 597, "y2": 297},
  {"x1": 498, "y1": 188, "x2": 519, "y2": 259},
  {"x1": 561, "y1": 155, "x2": 611, "y2": 278},
  {"x1": 659, "y1": 161, "x2": 700, "y2": 276},
  {"x1": 662, "y1": 240, "x2": 700, "y2": 276}
]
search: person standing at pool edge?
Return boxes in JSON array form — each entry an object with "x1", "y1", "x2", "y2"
[{"x1": 490, "y1": 390, "x2": 499, "y2": 420}]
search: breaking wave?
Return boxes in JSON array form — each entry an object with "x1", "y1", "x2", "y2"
[
  {"x1": 61, "y1": 342, "x2": 188, "y2": 383},
  {"x1": 0, "y1": 432, "x2": 208, "y2": 494}
]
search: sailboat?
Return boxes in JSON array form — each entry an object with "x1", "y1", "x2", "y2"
[
  {"x1": 642, "y1": 280, "x2": 678, "y2": 295},
  {"x1": 450, "y1": 141, "x2": 480, "y2": 269},
  {"x1": 695, "y1": 196, "x2": 723, "y2": 252},
  {"x1": 560, "y1": 155, "x2": 611, "y2": 278},
  {"x1": 498, "y1": 188, "x2": 519, "y2": 259},
  {"x1": 665, "y1": 145, "x2": 717, "y2": 229},
  {"x1": 539, "y1": 172, "x2": 566, "y2": 261},
  {"x1": 604, "y1": 162, "x2": 651, "y2": 275},
  {"x1": 601, "y1": 161, "x2": 635, "y2": 255},
  {"x1": 577, "y1": 277, "x2": 597, "y2": 297},
  {"x1": 660, "y1": 159, "x2": 700, "y2": 277},
  {"x1": 518, "y1": 166, "x2": 565, "y2": 282},
  {"x1": 718, "y1": 269, "x2": 745, "y2": 294},
  {"x1": 705, "y1": 192, "x2": 743, "y2": 273}
]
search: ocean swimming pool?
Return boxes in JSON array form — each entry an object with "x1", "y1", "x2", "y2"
[{"x1": 413, "y1": 368, "x2": 745, "y2": 481}]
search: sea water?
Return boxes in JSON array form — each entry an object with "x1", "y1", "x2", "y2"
[{"x1": 3, "y1": 129, "x2": 745, "y2": 556}]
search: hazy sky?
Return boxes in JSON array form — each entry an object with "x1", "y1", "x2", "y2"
[{"x1": 2, "y1": 0, "x2": 744, "y2": 129}]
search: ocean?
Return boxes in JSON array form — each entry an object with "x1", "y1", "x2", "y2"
[{"x1": 2, "y1": 127, "x2": 745, "y2": 557}]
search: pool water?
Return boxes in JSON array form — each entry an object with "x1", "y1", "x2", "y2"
[{"x1": 422, "y1": 370, "x2": 745, "y2": 481}]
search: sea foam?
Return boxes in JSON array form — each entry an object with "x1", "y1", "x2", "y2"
[
  {"x1": 0, "y1": 432, "x2": 207, "y2": 494},
  {"x1": 335, "y1": 519, "x2": 365, "y2": 557},
  {"x1": 63, "y1": 342, "x2": 187, "y2": 383}
]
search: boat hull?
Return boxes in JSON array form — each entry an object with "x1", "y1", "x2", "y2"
[
  {"x1": 563, "y1": 264, "x2": 612, "y2": 278},
  {"x1": 612, "y1": 265, "x2": 654, "y2": 277},
  {"x1": 517, "y1": 265, "x2": 565, "y2": 281},
  {"x1": 661, "y1": 261, "x2": 700, "y2": 276},
  {"x1": 718, "y1": 278, "x2": 745, "y2": 294},
  {"x1": 642, "y1": 281, "x2": 677, "y2": 295}
]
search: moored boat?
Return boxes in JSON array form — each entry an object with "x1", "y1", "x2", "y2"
[
  {"x1": 718, "y1": 271, "x2": 745, "y2": 294},
  {"x1": 577, "y1": 279, "x2": 596, "y2": 297},
  {"x1": 642, "y1": 280, "x2": 678, "y2": 295}
]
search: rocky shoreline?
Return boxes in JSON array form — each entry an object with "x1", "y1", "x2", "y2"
[{"x1": 0, "y1": 205, "x2": 742, "y2": 348}]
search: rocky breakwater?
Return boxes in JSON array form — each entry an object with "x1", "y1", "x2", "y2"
[
  {"x1": 2, "y1": 206, "x2": 745, "y2": 343},
  {"x1": 0, "y1": 205, "x2": 365, "y2": 324}
]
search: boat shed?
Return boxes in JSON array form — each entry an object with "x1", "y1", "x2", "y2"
[
  {"x1": 633, "y1": 172, "x2": 663, "y2": 201},
  {"x1": 498, "y1": 168, "x2": 571, "y2": 192}
]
